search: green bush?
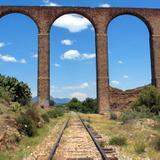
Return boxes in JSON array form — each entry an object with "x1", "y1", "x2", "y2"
[
  {"x1": 120, "y1": 110, "x2": 137, "y2": 124},
  {"x1": 41, "y1": 113, "x2": 50, "y2": 123},
  {"x1": 48, "y1": 107, "x2": 64, "y2": 118},
  {"x1": 0, "y1": 87, "x2": 11, "y2": 104},
  {"x1": 110, "y1": 112, "x2": 117, "y2": 120},
  {"x1": 134, "y1": 141, "x2": 145, "y2": 154},
  {"x1": 0, "y1": 74, "x2": 31, "y2": 105},
  {"x1": 16, "y1": 113, "x2": 37, "y2": 137},
  {"x1": 10, "y1": 102, "x2": 21, "y2": 112},
  {"x1": 48, "y1": 110, "x2": 58, "y2": 118},
  {"x1": 132, "y1": 86, "x2": 160, "y2": 116},
  {"x1": 26, "y1": 107, "x2": 41, "y2": 126},
  {"x1": 109, "y1": 136, "x2": 127, "y2": 146}
]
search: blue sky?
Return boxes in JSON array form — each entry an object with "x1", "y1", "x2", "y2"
[{"x1": 0, "y1": 0, "x2": 159, "y2": 100}]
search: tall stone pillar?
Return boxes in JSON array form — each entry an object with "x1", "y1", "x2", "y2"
[
  {"x1": 150, "y1": 34, "x2": 160, "y2": 90},
  {"x1": 38, "y1": 32, "x2": 50, "y2": 106},
  {"x1": 96, "y1": 32, "x2": 110, "y2": 114}
]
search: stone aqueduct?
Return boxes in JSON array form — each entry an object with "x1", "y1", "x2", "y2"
[{"x1": 1, "y1": 6, "x2": 160, "y2": 114}]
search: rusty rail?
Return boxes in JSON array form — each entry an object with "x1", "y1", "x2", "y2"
[
  {"x1": 78, "y1": 113, "x2": 108, "y2": 160},
  {"x1": 48, "y1": 112, "x2": 108, "y2": 160},
  {"x1": 48, "y1": 118, "x2": 70, "y2": 160}
]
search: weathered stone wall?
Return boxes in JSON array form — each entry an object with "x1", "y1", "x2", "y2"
[
  {"x1": 109, "y1": 86, "x2": 145, "y2": 110},
  {"x1": 0, "y1": 6, "x2": 160, "y2": 113}
]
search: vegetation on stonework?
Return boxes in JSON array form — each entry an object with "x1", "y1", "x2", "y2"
[
  {"x1": 0, "y1": 74, "x2": 31, "y2": 106},
  {"x1": 119, "y1": 86, "x2": 160, "y2": 123},
  {"x1": 67, "y1": 97, "x2": 98, "y2": 113},
  {"x1": 132, "y1": 85, "x2": 160, "y2": 116}
]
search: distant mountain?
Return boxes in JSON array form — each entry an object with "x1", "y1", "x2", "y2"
[
  {"x1": 32, "y1": 96, "x2": 70, "y2": 105},
  {"x1": 54, "y1": 98, "x2": 70, "y2": 105}
]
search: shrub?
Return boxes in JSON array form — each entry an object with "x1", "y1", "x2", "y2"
[
  {"x1": 10, "y1": 102, "x2": 21, "y2": 112},
  {"x1": 110, "y1": 112, "x2": 117, "y2": 120},
  {"x1": 41, "y1": 113, "x2": 50, "y2": 123},
  {"x1": 48, "y1": 107, "x2": 64, "y2": 118},
  {"x1": 48, "y1": 110, "x2": 58, "y2": 118},
  {"x1": 109, "y1": 136, "x2": 127, "y2": 146},
  {"x1": 16, "y1": 113, "x2": 37, "y2": 137},
  {"x1": 0, "y1": 87, "x2": 11, "y2": 104},
  {"x1": 26, "y1": 107, "x2": 41, "y2": 126},
  {"x1": 134, "y1": 141, "x2": 145, "y2": 154},
  {"x1": 0, "y1": 74, "x2": 31, "y2": 105},
  {"x1": 132, "y1": 86, "x2": 160, "y2": 116},
  {"x1": 152, "y1": 136, "x2": 160, "y2": 151},
  {"x1": 120, "y1": 110, "x2": 137, "y2": 124}
]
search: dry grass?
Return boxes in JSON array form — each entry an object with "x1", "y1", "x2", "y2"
[{"x1": 80, "y1": 113, "x2": 160, "y2": 160}]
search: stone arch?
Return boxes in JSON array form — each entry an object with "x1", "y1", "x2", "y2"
[
  {"x1": 48, "y1": 11, "x2": 97, "y2": 33},
  {"x1": 107, "y1": 14, "x2": 152, "y2": 89},
  {"x1": 106, "y1": 13, "x2": 152, "y2": 35},
  {"x1": 0, "y1": 11, "x2": 40, "y2": 33}
]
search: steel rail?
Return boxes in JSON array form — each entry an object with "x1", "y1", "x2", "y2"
[
  {"x1": 48, "y1": 118, "x2": 70, "y2": 160},
  {"x1": 78, "y1": 113, "x2": 108, "y2": 160}
]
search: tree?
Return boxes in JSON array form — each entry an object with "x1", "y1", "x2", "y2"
[
  {"x1": 67, "y1": 98, "x2": 83, "y2": 111},
  {"x1": 0, "y1": 74, "x2": 32, "y2": 106},
  {"x1": 82, "y1": 98, "x2": 98, "y2": 113}
]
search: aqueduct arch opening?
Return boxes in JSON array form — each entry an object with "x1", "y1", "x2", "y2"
[
  {"x1": 50, "y1": 13, "x2": 96, "y2": 102},
  {"x1": 107, "y1": 14, "x2": 152, "y2": 90},
  {"x1": 0, "y1": 13, "x2": 38, "y2": 98},
  {"x1": 0, "y1": 6, "x2": 160, "y2": 114}
]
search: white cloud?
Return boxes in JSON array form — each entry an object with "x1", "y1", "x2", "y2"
[
  {"x1": 123, "y1": 75, "x2": 129, "y2": 79},
  {"x1": 61, "y1": 39, "x2": 73, "y2": 46},
  {"x1": 0, "y1": 54, "x2": 17, "y2": 62},
  {"x1": 54, "y1": 14, "x2": 91, "y2": 32},
  {"x1": 111, "y1": 80, "x2": 120, "y2": 85},
  {"x1": 80, "y1": 82, "x2": 89, "y2": 89},
  {"x1": 118, "y1": 60, "x2": 123, "y2": 64},
  {"x1": 82, "y1": 53, "x2": 95, "y2": 59},
  {"x1": 70, "y1": 92, "x2": 88, "y2": 101},
  {"x1": 61, "y1": 50, "x2": 80, "y2": 60},
  {"x1": 0, "y1": 42, "x2": 5, "y2": 48},
  {"x1": 42, "y1": 0, "x2": 60, "y2": 6},
  {"x1": 19, "y1": 59, "x2": 26, "y2": 64},
  {"x1": 63, "y1": 82, "x2": 89, "y2": 90},
  {"x1": 0, "y1": 54, "x2": 26, "y2": 64},
  {"x1": 54, "y1": 63, "x2": 60, "y2": 67},
  {"x1": 99, "y1": 3, "x2": 111, "y2": 7},
  {"x1": 61, "y1": 50, "x2": 95, "y2": 60},
  {"x1": 32, "y1": 54, "x2": 38, "y2": 58}
]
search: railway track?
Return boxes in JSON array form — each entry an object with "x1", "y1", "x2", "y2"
[{"x1": 48, "y1": 112, "x2": 118, "y2": 160}]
